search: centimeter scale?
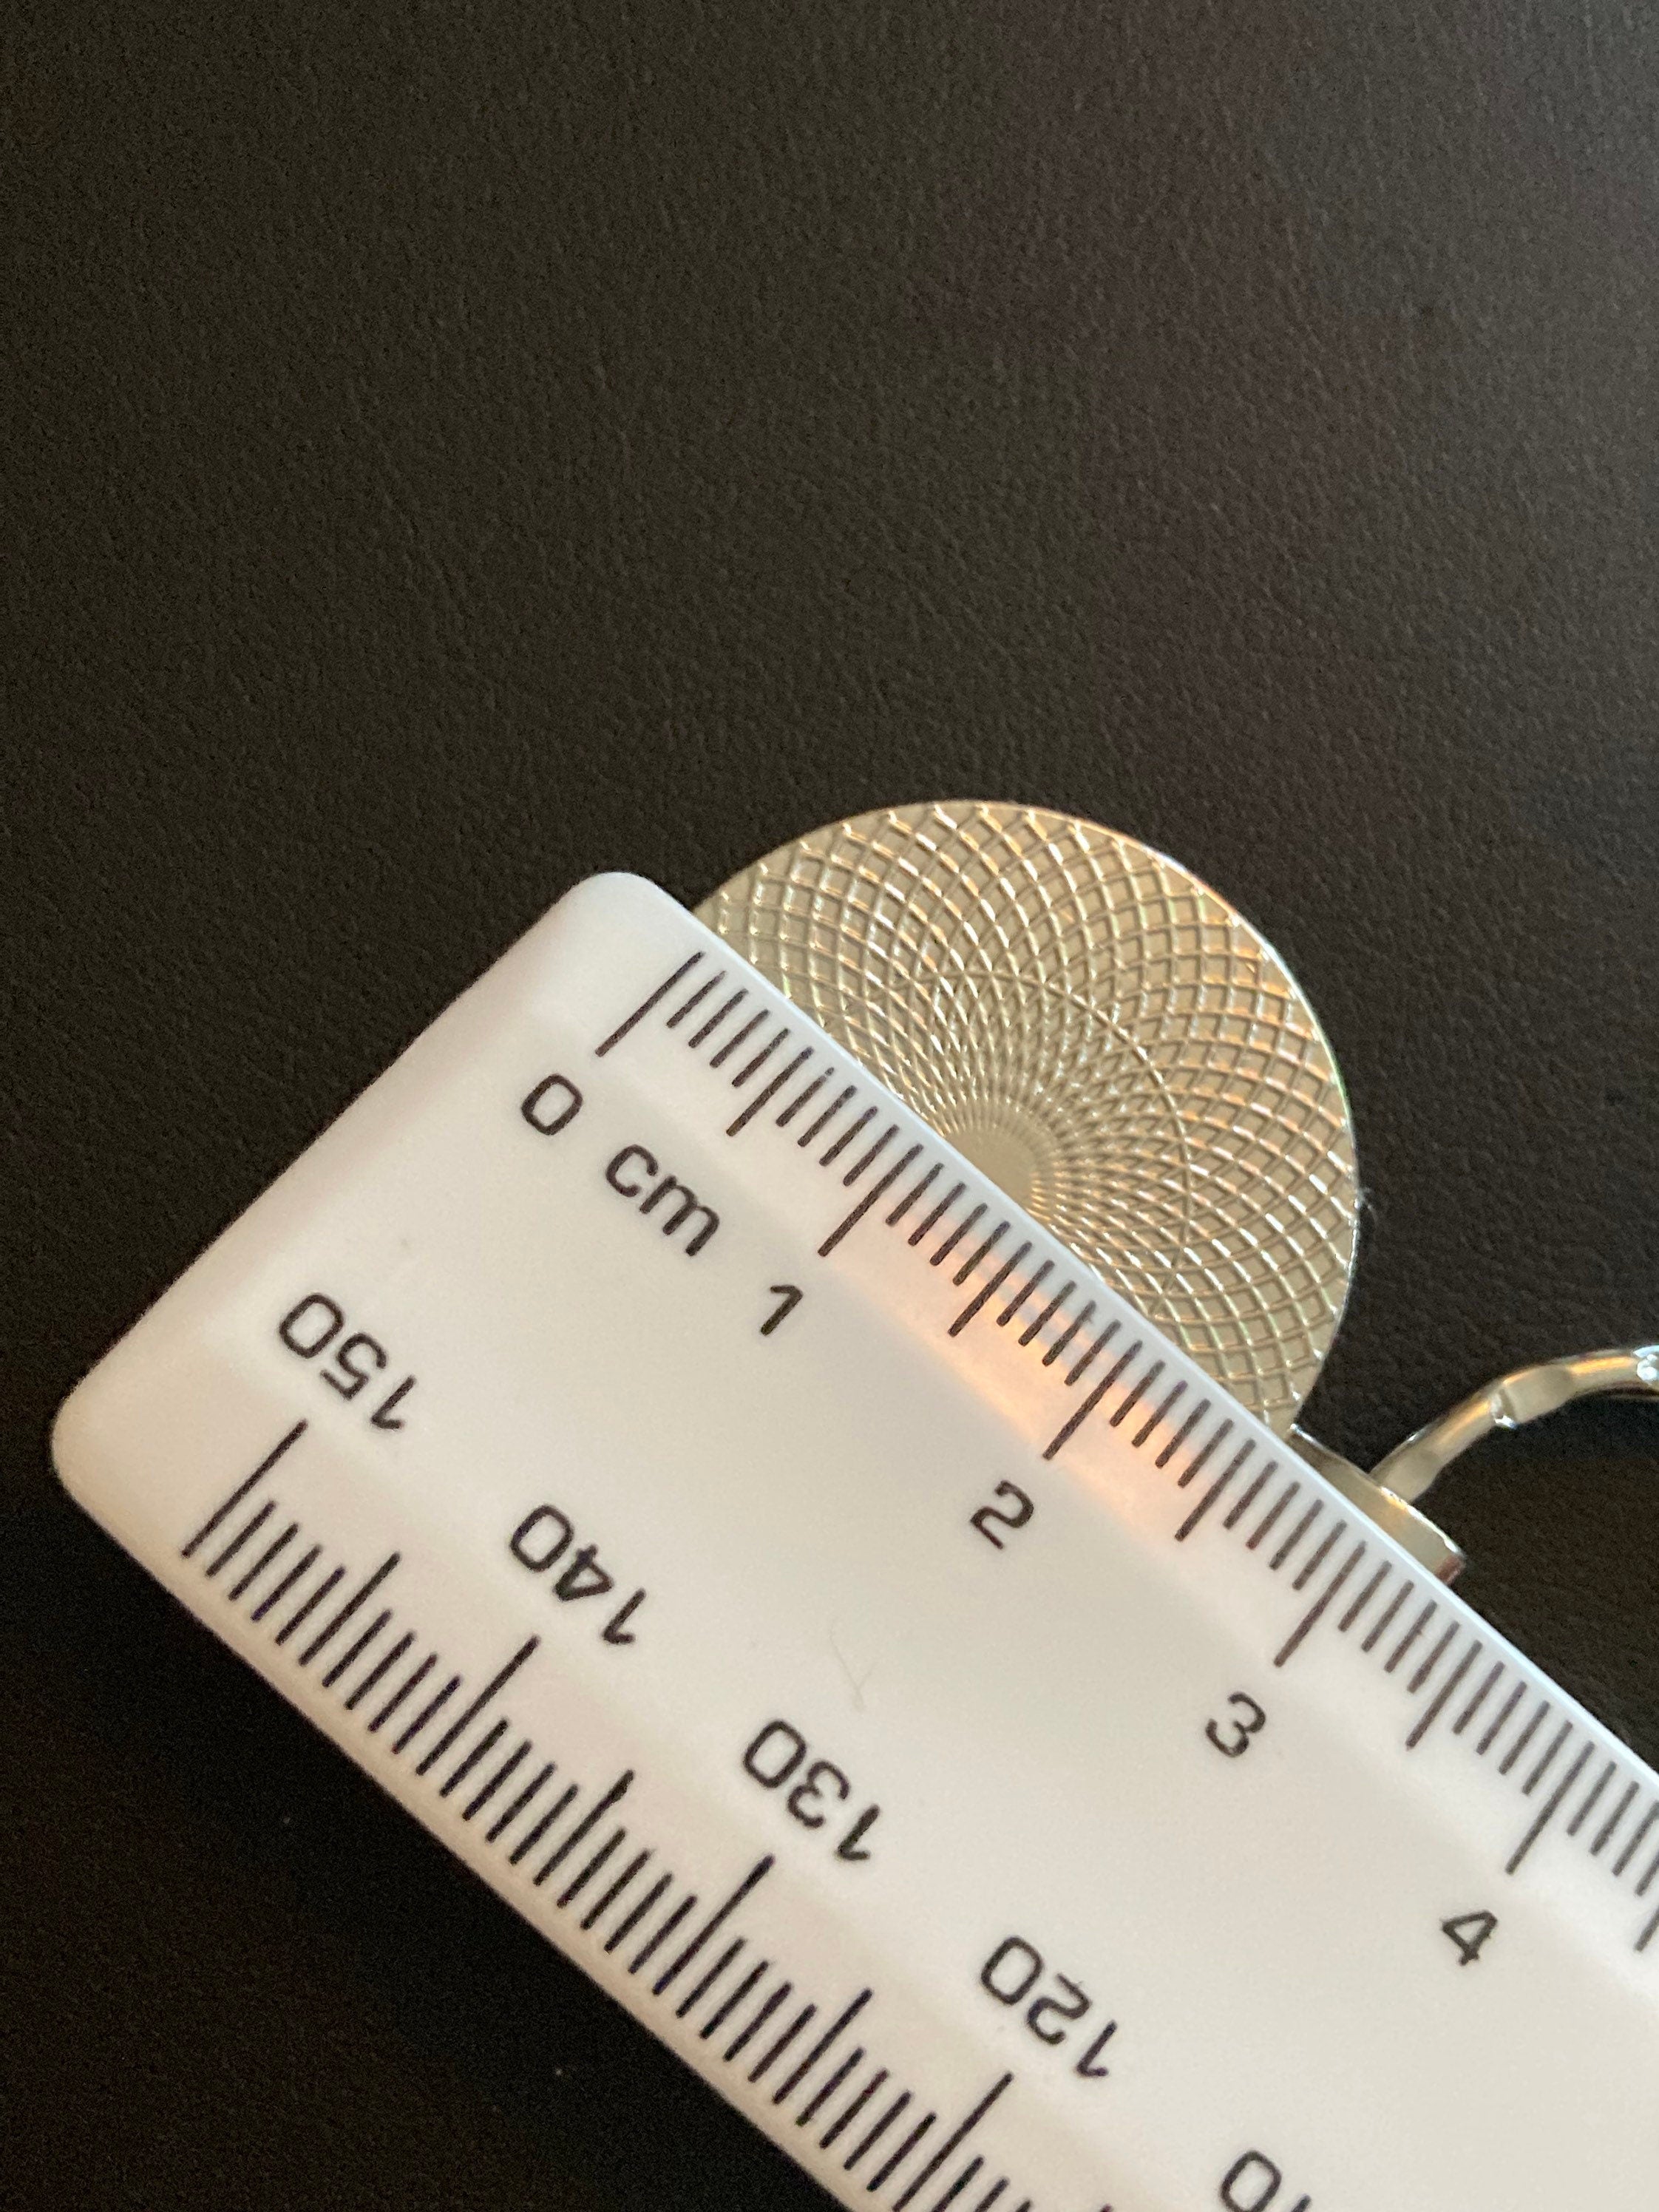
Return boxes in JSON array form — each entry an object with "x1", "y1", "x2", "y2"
[{"x1": 54, "y1": 874, "x2": 1659, "y2": 2211}]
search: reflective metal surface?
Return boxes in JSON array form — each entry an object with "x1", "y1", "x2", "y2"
[
  {"x1": 1289, "y1": 1428, "x2": 1467, "y2": 1584},
  {"x1": 1292, "y1": 1346, "x2": 1659, "y2": 1585},
  {"x1": 1371, "y1": 1345, "x2": 1659, "y2": 1504},
  {"x1": 699, "y1": 801, "x2": 1359, "y2": 1434}
]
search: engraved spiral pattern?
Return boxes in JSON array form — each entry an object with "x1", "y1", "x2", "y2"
[{"x1": 697, "y1": 801, "x2": 1357, "y2": 1432}]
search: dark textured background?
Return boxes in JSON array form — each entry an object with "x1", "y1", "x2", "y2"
[{"x1": 6, "y1": 2, "x2": 1658, "y2": 2205}]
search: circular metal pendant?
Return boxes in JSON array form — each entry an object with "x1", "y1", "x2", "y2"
[{"x1": 697, "y1": 801, "x2": 1358, "y2": 1434}]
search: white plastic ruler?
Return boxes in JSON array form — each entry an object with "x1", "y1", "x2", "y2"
[{"x1": 55, "y1": 874, "x2": 1659, "y2": 2212}]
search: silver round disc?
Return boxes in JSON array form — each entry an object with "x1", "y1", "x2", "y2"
[{"x1": 697, "y1": 800, "x2": 1358, "y2": 1433}]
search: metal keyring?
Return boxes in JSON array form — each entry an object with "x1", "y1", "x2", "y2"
[
  {"x1": 701, "y1": 801, "x2": 1655, "y2": 1587},
  {"x1": 699, "y1": 800, "x2": 1360, "y2": 1436}
]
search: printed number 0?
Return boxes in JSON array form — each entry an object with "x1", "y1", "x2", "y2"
[
  {"x1": 971, "y1": 1482, "x2": 1034, "y2": 1550},
  {"x1": 1206, "y1": 1693, "x2": 1268, "y2": 1759},
  {"x1": 1221, "y1": 2151, "x2": 1311, "y2": 2211}
]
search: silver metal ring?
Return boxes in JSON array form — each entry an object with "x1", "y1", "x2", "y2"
[{"x1": 1370, "y1": 1346, "x2": 1659, "y2": 1503}]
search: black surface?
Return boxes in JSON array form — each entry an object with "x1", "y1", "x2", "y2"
[{"x1": 7, "y1": 3, "x2": 1659, "y2": 2205}]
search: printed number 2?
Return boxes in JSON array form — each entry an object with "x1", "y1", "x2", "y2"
[
  {"x1": 971, "y1": 1482, "x2": 1034, "y2": 1550},
  {"x1": 1206, "y1": 1694, "x2": 1268, "y2": 1759}
]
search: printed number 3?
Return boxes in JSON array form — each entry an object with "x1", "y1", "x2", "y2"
[{"x1": 1206, "y1": 1693, "x2": 1268, "y2": 1759}]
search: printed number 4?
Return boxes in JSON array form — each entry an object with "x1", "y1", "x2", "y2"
[{"x1": 1442, "y1": 1911, "x2": 1498, "y2": 1966}]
